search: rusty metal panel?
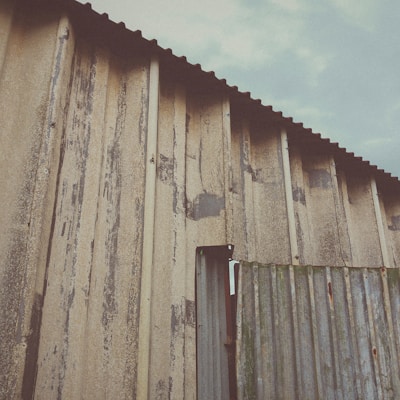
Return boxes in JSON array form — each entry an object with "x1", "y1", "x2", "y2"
[{"x1": 237, "y1": 262, "x2": 400, "y2": 399}]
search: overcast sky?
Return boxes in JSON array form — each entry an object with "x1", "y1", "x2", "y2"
[{"x1": 79, "y1": 0, "x2": 400, "y2": 178}]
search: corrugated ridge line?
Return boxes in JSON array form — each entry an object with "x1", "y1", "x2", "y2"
[
  {"x1": 239, "y1": 263, "x2": 400, "y2": 400},
  {"x1": 25, "y1": 0, "x2": 400, "y2": 185}
]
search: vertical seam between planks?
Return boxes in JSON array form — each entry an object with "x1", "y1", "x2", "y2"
[
  {"x1": 280, "y1": 129, "x2": 299, "y2": 265},
  {"x1": 222, "y1": 95, "x2": 233, "y2": 245}
]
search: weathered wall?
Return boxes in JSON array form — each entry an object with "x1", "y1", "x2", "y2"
[
  {"x1": 0, "y1": 2, "x2": 73, "y2": 397},
  {"x1": 1, "y1": 0, "x2": 400, "y2": 399},
  {"x1": 237, "y1": 262, "x2": 400, "y2": 399}
]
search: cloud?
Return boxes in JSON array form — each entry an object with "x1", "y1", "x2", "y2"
[
  {"x1": 329, "y1": 0, "x2": 379, "y2": 30},
  {"x1": 84, "y1": 0, "x2": 332, "y2": 90},
  {"x1": 294, "y1": 46, "x2": 333, "y2": 86},
  {"x1": 363, "y1": 137, "x2": 394, "y2": 147},
  {"x1": 270, "y1": 0, "x2": 303, "y2": 12},
  {"x1": 385, "y1": 101, "x2": 400, "y2": 131}
]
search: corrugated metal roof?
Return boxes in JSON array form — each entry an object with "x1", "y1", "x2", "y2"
[
  {"x1": 32, "y1": 0, "x2": 399, "y2": 188},
  {"x1": 237, "y1": 262, "x2": 400, "y2": 399}
]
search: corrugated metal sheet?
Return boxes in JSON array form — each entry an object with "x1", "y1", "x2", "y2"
[
  {"x1": 1, "y1": 0, "x2": 400, "y2": 398},
  {"x1": 237, "y1": 262, "x2": 400, "y2": 399}
]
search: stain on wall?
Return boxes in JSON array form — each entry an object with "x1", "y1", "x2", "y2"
[
  {"x1": 186, "y1": 192, "x2": 225, "y2": 221},
  {"x1": 389, "y1": 215, "x2": 400, "y2": 231},
  {"x1": 292, "y1": 186, "x2": 306, "y2": 205},
  {"x1": 308, "y1": 168, "x2": 332, "y2": 189}
]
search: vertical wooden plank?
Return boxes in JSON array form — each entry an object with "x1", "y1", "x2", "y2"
[
  {"x1": 308, "y1": 266, "x2": 324, "y2": 398},
  {"x1": 381, "y1": 267, "x2": 400, "y2": 395},
  {"x1": 290, "y1": 265, "x2": 304, "y2": 397},
  {"x1": 343, "y1": 266, "x2": 364, "y2": 398},
  {"x1": 363, "y1": 268, "x2": 383, "y2": 399},
  {"x1": 147, "y1": 70, "x2": 175, "y2": 400},
  {"x1": 381, "y1": 192, "x2": 400, "y2": 267},
  {"x1": 292, "y1": 266, "x2": 316, "y2": 399},
  {"x1": 239, "y1": 262, "x2": 257, "y2": 400},
  {"x1": 230, "y1": 115, "x2": 257, "y2": 261},
  {"x1": 341, "y1": 173, "x2": 382, "y2": 266},
  {"x1": 250, "y1": 126, "x2": 290, "y2": 263},
  {"x1": 313, "y1": 266, "x2": 336, "y2": 398},
  {"x1": 148, "y1": 75, "x2": 189, "y2": 399},
  {"x1": 387, "y1": 268, "x2": 400, "y2": 388},
  {"x1": 185, "y1": 90, "x2": 227, "y2": 245},
  {"x1": 184, "y1": 89, "x2": 228, "y2": 398},
  {"x1": 80, "y1": 53, "x2": 148, "y2": 399},
  {"x1": 0, "y1": 11, "x2": 75, "y2": 398},
  {"x1": 137, "y1": 54, "x2": 159, "y2": 400},
  {"x1": 369, "y1": 268, "x2": 399, "y2": 397},
  {"x1": 326, "y1": 267, "x2": 343, "y2": 400},
  {"x1": 330, "y1": 267, "x2": 357, "y2": 399},
  {"x1": 288, "y1": 145, "x2": 313, "y2": 264},
  {"x1": 301, "y1": 154, "x2": 347, "y2": 265},
  {"x1": 34, "y1": 39, "x2": 109, "y2": 398},
  {"x1": 257, "y1": 265, "x2": 276, "y2": 399},
  {"x1": 169, "y1": 84, "x2": 189, "y2": 399},
  {"x1": 351, "y1": 269, "x2": 378, "y2": 398},
  {"x1": 252, "y1": 264, "x2": 263, "y2": 399}
]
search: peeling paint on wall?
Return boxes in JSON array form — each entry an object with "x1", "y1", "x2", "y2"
[{"x1": 158, "y1": 153, "x2": 174, "y2": 184}]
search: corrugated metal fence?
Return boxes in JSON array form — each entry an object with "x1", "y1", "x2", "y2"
[{"x1": 237, "y1": 262, "x2": 400, "y2": 400}]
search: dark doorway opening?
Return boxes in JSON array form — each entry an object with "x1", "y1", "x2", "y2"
[{"x1": 196, "y1": 245, "x2": 238, "y2": 400}]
